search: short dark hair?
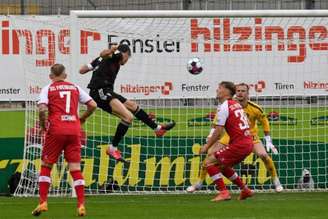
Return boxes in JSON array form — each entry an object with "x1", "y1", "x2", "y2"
[
  {"x1": 118, "y1": 44, "x2": 131, "y2": 57},
  {"x1": 236, "y1": 83, "x2": 250, "y2": 91},
  {"x1": 220, "y1": 81, "x2": 236, "y2": 97},
  {"x1": 51, "y1": 64, "x2": 65, "y2": 77}
]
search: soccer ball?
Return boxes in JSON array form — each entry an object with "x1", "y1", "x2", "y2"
[{"x1": 187, "y1": 57, "x2": 203, "y2": 75}]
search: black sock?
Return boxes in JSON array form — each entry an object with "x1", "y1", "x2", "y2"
[
  {"x1": 134, "y1": 107, "x2": 158, "y2": 129},
  {"x1": 112, "y1": 120, "x2": 130, "y2": 147}
]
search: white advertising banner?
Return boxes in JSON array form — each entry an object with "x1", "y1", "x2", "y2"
[{"x1": 1, "y1": 15, "x2": 328, "y2": 101}]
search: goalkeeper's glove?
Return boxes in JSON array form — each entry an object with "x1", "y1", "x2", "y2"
[{"x1": 264, "y1": 135, "x2": 278, "y2": 155}]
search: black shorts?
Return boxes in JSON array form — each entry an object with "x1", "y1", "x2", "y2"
[{"x1": 89, "y1": 88, "x2": 127, "y2": 113}]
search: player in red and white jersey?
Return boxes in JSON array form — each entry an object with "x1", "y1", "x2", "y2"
[
  {"x1": 32, "y1": 64, "x2": 97, "y2": 217},
  {"x1": 200, "y1": 81, "x2": 254, "y2": 202}
]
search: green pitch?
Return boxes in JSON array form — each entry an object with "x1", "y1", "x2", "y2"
[
  {"x1": 1, "y1": 107, "x2": 327, "y2": 143},
  {"x1": 0, "y1": 193, "x2": 327, "y2": 219}
]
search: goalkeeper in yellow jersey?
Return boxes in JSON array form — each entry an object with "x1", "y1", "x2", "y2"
[{"x1": 187, "y1": 83, "x2": 283, "y2": 193}]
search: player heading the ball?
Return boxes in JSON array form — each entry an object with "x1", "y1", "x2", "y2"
[
  {"x1": 32, "y1": 64, "x2": 97, "y2": 217},
  {"x1": 79, "y1": 44, "x2": 176, "y2": 162}
]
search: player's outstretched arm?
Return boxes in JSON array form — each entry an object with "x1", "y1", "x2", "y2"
[{"x1": 80, "y1": 100, "x2": 97, "y2": 124}]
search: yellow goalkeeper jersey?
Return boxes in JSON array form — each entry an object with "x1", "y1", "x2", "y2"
[{"x1": 213, "y1": 100, "x2": 270, "y2": 145}]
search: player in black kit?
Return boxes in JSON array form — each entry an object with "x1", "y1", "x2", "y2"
[{"x1": 79, "y1": 44, "x2": 175, "y2": 161}]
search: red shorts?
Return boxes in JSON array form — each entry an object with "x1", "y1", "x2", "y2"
[
  {"x1": 42, "y1": 133, "x2": 81, "y2": 164},
  {"x1": 214, "y1": 143, "x2": 253, "y2": 167}
]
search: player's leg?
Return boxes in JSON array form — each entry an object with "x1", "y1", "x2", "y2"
[
  {"x1": 204, "y1": 153, "x2": 231, "y2": 202},
  {"x1": 253, "y1": 141, "x2": 283, "y2": 192},
  {"x1": 215, "y1": 144, "x2": 254, "y2": 201},
  {"x1": 107, "y1": 98, "x2": 134, "y2": 161},
  {"x1": 124, "y1": 99, "x2": 175, "y2": 137},
  {"x1": 187, "y1": 142, "x2": 226, "y2": 193},
  {"x1": 65, "y1": 135, "x2": 86, "y2": 216},
  {"x1": 32, "y1": 134, "x2": 63, "y2": 216}
]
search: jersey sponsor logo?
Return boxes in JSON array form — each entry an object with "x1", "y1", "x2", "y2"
[
  {"x1": 120, "y1": 81, "x2": 173, "y2": 96},
  {"x1": 274, "y1": 82, "x2": 295, "y2": 90},
  {"x1": 181, "y1": 84, "x2": 210, "y2": 92},
  {"x1": 61, "y1": 115, "x2": 77, "y2": 121},
  {"x1": 267, "y1": 111, "x2": 297, "y2": 125},
  {"x1": 311, "y1": 116, "x2": 328, "y2": 125},
  {"x1": 190, "y1": 17, "x2": 328, "y2": 63},
  {"x1": 304, "y1": 81, "x2": 328, "y2": 91}
]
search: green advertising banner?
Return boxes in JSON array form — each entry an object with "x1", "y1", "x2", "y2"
[{"x1": 0, "y1": 137, "x2": 327, "y2": 194}]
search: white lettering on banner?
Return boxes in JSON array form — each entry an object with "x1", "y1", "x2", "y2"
[{"x1": 1, "y1": 16, "x2": 328, "y2": 100}]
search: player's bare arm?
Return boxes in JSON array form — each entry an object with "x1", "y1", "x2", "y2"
[
  {"x1": 79, "y1": 45, "x2": 119, "y2": 74},
  {"x1": 80, "y1": 100, "x2": 97, "y2": 124},
  {"x1": 38, "y1": 103, "x2": 48, "y2": 132},
  {"x1": 200, "y1": 125, "x2": 225, "y2": 154}
]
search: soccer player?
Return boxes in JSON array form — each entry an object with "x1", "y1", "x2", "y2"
[
  {"x1": 32, "y1": 64, "x2": 97, "y2": 217},
  {"x1": 188, "y1": 83, "x2": 283, "y2": 193},
  {"x1": 79, "y1": 44, "x2": 175, "y2": 161},
  {"x1": 199, "y1": 81, "x2": 254, "y2": 201}
]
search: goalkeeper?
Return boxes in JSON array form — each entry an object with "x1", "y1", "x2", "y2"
[
  {"x1": 187, "y1": 83, "x2": 283, "y2": 193},
  {"x1": 79, "y1": 44, "x2": 175, "y2": 161}
]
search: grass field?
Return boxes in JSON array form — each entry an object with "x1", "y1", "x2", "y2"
[
  {"x1": 0, "y1": 193, "x2": 328, "y2": 219},
  {"x1": 1, "y1": 107, "x2": 327, "y2": 143}
]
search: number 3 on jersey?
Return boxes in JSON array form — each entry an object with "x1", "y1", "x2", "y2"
[
  {"x1": 59, "y1": 91, "x2": 71, "y2": 113},
  {"x1": 234, "y1": 109, "x2": 249, "y2": 130}
]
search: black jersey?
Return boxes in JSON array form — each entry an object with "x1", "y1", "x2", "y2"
[{"x1": 87, "y1": 56, "x2": 121, "y2": 90}]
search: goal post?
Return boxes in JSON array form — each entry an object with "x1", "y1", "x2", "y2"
[{"x1": 15, "y1": 10, "x2": 328, "y2": 197}]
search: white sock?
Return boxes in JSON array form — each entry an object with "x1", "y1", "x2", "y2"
[{"x1": 155, "y1": 125, "x2": 161, "y2": 131}]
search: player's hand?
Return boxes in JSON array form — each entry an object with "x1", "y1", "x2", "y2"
[
  {"x1": 199, "y1": 144, "x2": 208, "y2": 154},
  {"x1": 80, "y1": 117, "x2": 86, "y2": 125},
  {"x1": 264, "y1": 136, "x2": 278, "y2": 155},
  {"x1": 39, "y1": 127, "x2": 47, "y2": 137},
  {"x1": 100, "y1": 45, "x2": 118, "y2": 58}
]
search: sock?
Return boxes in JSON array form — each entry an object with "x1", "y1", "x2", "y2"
[
  {"x1": 262, "y1": 156, "x2": 278, "y2": 179},
  {"x1": 134, "y1": 107, "x2": 158, "y2": 130},
  {"x1": 38, "y1": 166, "x2": 51, "y2": 204},
  {"x1": 199, "y1": 160, "x2": 207, "y2": 183},
  {"x1": 70, "y1": 170, "x2": 85, "y2": 207},
  {"x1": 206, "y1": 165, "x2": 227, "y2": 191},
  {"x1": 112, "y1": 120, "x2": 130, "y2": 147},
  {"x1": 222, "y1": 167, "x2": 245, "y2": 189}
]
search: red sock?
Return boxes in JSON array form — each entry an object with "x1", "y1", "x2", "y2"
[
  {"x1": 222, "y1": 167, "x2": 245, "y2": 189},
  {"x1": 206, "y1": 165, "x2": 227, "y2": 191},
  {"x1": 39, "y1": 166, "x2": 51, "y2": 204},
  {"x1": 70, "y1": 170, "x2": 85, "y2": 207}
]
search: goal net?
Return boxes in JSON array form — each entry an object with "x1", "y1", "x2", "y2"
[{"x1": 14, "y1": 10, "x2": 328, "y2": 196}]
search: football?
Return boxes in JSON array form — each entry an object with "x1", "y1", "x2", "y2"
[{"x1": 187, "y1": 57, "x2": 203, "y2": 75}]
